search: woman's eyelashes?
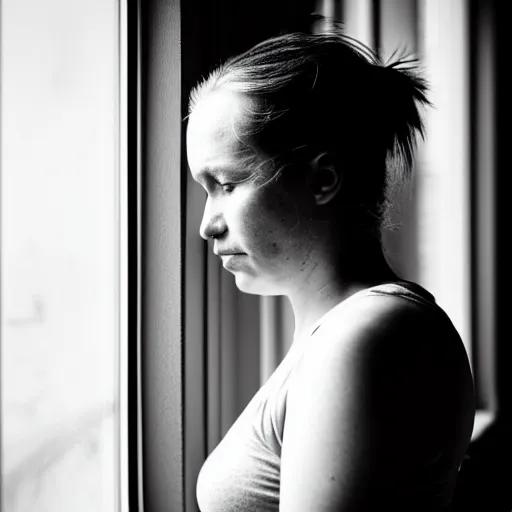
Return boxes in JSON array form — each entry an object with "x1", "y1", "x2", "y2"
[
  {"x1": 212, "y1": 178, "x2": 236, "y2": 194},
  {"x1": 220, "y1": 183, "x2": 235, "y2": 193},
  {"x1": 204, "y1": 171, "x2": 256, "y2": 197},
  {"x1": 203, "y1": 180, "x2": 235, "y2": 198}
]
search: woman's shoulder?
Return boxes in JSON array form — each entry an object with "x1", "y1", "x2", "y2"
[
  {"x1": 298, "y1": 280, "x2": 472, "y2": 398},
  {"x1": 289, "y1": 279, "x2": 474, "y2": 435},
  {"x1": 283, "y1": 282, "x2": 475, "y2": 510},
  {"x1": 313, "y1": 280, "x2": 456, "y2": 350}
]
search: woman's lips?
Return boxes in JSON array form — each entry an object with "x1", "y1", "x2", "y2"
[{"x1": 220, "y1": 254, "x2": 246, "y2": 267}]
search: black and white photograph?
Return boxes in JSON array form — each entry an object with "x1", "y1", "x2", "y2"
[{"x1": 1, "y1": 1, "x2": 510, "y2": 511}]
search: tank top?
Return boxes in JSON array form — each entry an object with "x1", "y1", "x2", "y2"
[{"x1": 196, "y1": 281, "x2": 470, "y2": 511}]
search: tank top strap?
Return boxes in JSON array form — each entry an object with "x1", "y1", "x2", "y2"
[
  {"x1": 309, "y1": 280, "x2": 437, "y2": 338},
  {"x1": 366, "y1": 280, "x2": 437, "y2": 309}
]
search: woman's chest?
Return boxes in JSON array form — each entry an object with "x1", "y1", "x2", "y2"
[{"x1": 196, "y1": 349, "x2": 302, "y2": 511}]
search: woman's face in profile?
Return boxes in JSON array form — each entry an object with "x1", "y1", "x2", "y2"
[{"x1": 186, "y1": 88, "x2": 316, "y2": 296}]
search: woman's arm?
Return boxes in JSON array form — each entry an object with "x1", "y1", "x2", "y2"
[{"x1": 280, "y1": 294, "x2": 473, "y2": 511}]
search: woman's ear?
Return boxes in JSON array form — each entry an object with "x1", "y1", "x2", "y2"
[{"x1": 307, "y1": 152, "x2": 343, "y2": 205}]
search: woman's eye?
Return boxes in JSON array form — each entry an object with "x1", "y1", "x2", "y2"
[{"x1": 220, "y1": 183, "x2": 235, "y2": 193}]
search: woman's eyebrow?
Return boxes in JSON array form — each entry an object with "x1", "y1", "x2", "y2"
[
  {"x1": 194, "y1": 153, "x2": 260, "y2": 183},
  {"x1": 196, "y1": 165, "x2": 242, "y2": 183},
  {"x1": 194, "y1": 167, "x2": 219, "y2": 184}
]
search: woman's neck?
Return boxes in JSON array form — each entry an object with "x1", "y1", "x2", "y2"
[{"x1": 287, "y1": 237, "x2": 399, "y2": 345}]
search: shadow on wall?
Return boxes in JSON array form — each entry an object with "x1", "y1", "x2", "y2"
[{"x1": 453, "y1": 415, "x2": 512, "y2": 512}]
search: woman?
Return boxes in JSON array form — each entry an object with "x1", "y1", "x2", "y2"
[{"x1": 186, "y1": 25, "x2": 475, "y2": 512}]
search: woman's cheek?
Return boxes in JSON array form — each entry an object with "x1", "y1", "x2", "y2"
[
  {"x1": 237, "y1": 191, "x2": 286, "y2": 260},
  {"x1": 261, "y1": 194, "x2": 302, "y2": 260}
]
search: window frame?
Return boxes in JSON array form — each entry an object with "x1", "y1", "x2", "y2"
[
  {"x1": 121, "y1": 0, "x2": 144, "y2": 510},
  {"x1": 136, "y1": 1, "x2": 187, "y2": 511}
]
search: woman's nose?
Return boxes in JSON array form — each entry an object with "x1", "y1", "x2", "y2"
[{"x1": 199, "y1": 201, "x2": 227, "y2": 240}]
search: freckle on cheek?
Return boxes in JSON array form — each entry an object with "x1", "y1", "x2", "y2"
[{"x1": 265, "y1": 241, "x2": 281, "y2": 257}]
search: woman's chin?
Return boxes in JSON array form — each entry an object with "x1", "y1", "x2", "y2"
[{"x1": 233, "y1": 273, "x2": 282, "y2": 296}]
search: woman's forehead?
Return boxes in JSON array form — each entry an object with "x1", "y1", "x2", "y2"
[
  {"x1": 187, "y1": 89, "x2": 259, "y2": 174},
  {"x1": 188, "y1": 89, "x2": 250, "y2": 139}
]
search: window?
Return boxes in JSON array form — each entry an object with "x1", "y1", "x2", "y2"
[{"x1": 1, "y1": 0, "x2": 128, "y2": 510}]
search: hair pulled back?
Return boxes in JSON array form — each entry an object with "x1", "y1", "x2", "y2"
[{"x1": 189, "y1": 21, "x2": 431, "y2": 234}]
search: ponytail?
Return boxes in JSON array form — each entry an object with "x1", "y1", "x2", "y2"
[{"x1": 377, "y1": 55, "x2": 432, "y2": 181}]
